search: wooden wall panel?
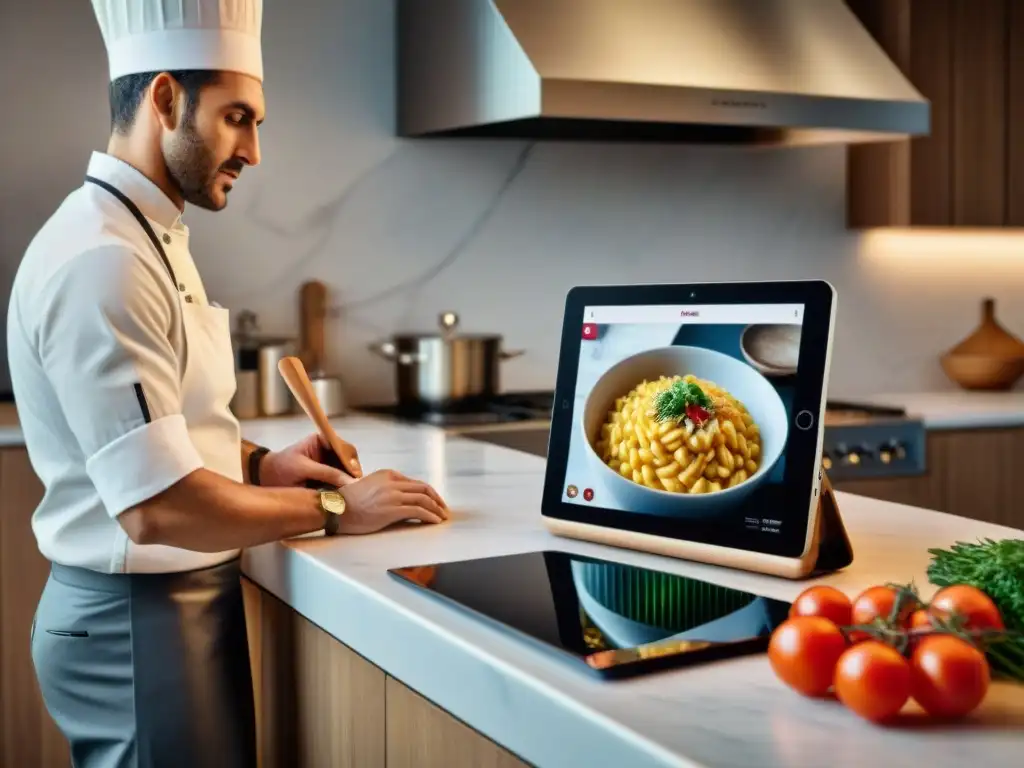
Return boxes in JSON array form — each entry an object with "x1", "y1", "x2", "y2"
[
  {"x1": 908, "y1": 0, "x2": 954, "y2": 225},
  {"x1": 1006, "y1": 0, "x2": 1024, "y2": 225},
  {"x1": 951, "y1": 0, "x2": 1008, "y2": 226}
]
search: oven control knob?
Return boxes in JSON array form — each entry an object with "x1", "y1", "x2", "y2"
[
  {"x1": 878, "y1": 441, "x2": 906, "y2": 464},
  {"x1": 837, "y1": 443, "x2": 869, "y2": 466}
]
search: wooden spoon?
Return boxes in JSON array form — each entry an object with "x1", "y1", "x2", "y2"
[{"x1": 277, "y1": 355, "x2": 352, "y2": 475}]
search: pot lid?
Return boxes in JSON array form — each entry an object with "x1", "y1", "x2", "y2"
[
  {"x1": 232, "y1": 309, "x2": 295, "y2": 348},
  {"x1": 392, "y1": 312, "x2": 504, "y2": 341}
]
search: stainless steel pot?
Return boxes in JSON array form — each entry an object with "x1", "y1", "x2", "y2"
[{"x1": 369, "y1": 312, "x2": 525, "y2": 407}]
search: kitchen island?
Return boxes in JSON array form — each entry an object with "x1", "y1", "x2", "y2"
[
  {"x1": 238, "y1": 414, "x2": 1024, "y2": 768},
  {"x1": 1, "y1": 407, "x2": 1022, "y2": 767}
]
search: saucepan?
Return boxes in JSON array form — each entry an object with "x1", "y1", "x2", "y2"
[{"x1": 368, "y1": 311, "x2": 525, "y2": 408}]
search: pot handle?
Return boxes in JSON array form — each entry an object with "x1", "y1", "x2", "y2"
[
  {"x1": 368, "y1": 341, "x2": 397, "y2": 361},
  {"x1": 500, "y1": 349, "x2": 527, "y2": 361},
  {"x1": 367, "y1": 341, "x2": 423, "y2": 365}
]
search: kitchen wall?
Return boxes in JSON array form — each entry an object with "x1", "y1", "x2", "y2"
[{"x1": 3, "y1": 0, "x2": 1024, "y2": 404}]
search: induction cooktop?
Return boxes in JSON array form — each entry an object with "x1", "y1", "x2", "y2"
[{"x1": 389, "y1": 550, "x2": 792, "y2": 679}]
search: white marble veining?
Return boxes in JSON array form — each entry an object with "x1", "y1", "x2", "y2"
[
  {"x1": 864, "y1": 392, "x2": 1024, "y2": 430},
  {"x1": 241, "y1": 414, "x2": 1024, "y2": 768}
]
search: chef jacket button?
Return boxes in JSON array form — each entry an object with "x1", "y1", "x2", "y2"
[
  {"x1": 178, "y1": 283, "x2": 186, "y2": 291},
  {"x1": 162, "y1": 233, "x2": 171, "y2": 244}
]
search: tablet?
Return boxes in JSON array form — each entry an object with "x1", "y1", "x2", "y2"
[
  {"x1": 388, "y1": 550, "x2": 793, "y2": 679},
  {"x1": 541, "y1": 280, "x2": 836, "y2": 578}
]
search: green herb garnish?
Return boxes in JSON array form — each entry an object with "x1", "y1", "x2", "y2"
[
  {"x1": 653, "y1": 380, "x2": 713, "y2": 423},
  {"x1": 927, "y1": 538, "x2": 1024, "y2": 681}
]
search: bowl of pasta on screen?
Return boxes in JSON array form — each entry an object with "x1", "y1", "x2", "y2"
[{"x1": 581, "y1": 346, "x2": 789, "y2": 517}]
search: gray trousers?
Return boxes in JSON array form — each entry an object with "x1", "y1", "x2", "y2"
[{"x1": 31, "y1": 558, "x2": 257, "y2": 768}]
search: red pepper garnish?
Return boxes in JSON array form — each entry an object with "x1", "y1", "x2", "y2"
[{"x1": 686, "y1": 404, "x2": 710, "y2": 427}]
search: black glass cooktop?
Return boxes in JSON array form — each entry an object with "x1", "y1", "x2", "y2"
[
  {"x1": 360, "y1": 391, "x2": 554, "y2": 427},
  {"x1": 389, "y1": 551, "x2": 792, "y2": 678}
]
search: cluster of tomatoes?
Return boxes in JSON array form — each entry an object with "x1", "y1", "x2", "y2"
[{"x1": 767, "y1": 582, "x2": 1006, "y2": 724}]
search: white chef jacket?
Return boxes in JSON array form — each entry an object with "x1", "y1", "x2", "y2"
[{"x1": 7, "y1": 152, "x2": 242, "y2": 573}]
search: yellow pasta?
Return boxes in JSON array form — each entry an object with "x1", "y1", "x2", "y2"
[{"x1": 594, "y1": 374, "x2": 763, "y2": 495}]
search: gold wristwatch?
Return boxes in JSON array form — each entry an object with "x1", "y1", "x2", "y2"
[{"x1": 318, "y1": 489, "x2": 346, "y2": 535}]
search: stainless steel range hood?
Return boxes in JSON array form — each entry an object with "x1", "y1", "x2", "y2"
[{"x1": 397, "y1": 0, "x2": 929, "y2": 146}]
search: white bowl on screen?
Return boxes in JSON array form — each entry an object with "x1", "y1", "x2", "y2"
[{"x1": 580, "y1": 346, "x2": 790, "y2": 518}]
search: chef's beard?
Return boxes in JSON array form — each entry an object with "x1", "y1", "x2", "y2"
[{"x1": 162, "y1": 118, "x2": 231, "y2": 211}]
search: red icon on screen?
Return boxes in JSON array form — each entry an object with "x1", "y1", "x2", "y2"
[
  {"x1": 566, "y1": 485, "x2": 578, "y2": 498},
  {"x1": 582, "y1": 323, "x2": 598, "y2": 340},
  {"x1": 583, "y1": 488, "x2": 594, "y2": 502}
]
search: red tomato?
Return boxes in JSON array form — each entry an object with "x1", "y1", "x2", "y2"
[
  {"x1": 910, "y1": 635, "x2": 990, "y2": 718},
  {"x1": 850, "y1": 586, "x2": 919, "y2": 640},
  {"x1": 789, "y1": 585, "x2": 853, "y2": 627},
  {"x1": 834, "y1": 641, "x2": 911, "y2": 723},
  {"x1": 909, "y1": 609, "x2": 933, "y2": 631},
  {"x1": 686, "y1": 404, "x2": 710, "y2": 426},
  {"x1": 768, "y1": 617, "x2": 848, "y2": 697},
  {"x1": 929, "y1": 585, "x2": 1004, "y2": 632}
]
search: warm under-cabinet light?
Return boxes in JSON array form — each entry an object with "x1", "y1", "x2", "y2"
[{"x1": 860, "y1": 229, "x2": 1024, "y2": 264}]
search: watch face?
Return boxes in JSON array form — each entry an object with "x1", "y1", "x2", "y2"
[{"x1": 321, "y1": 490, "x2": 346, "y2": 515}]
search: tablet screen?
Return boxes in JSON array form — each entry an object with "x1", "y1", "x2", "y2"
[{"x1": 545, "y1": 284, "x2": 833, "y2": 559}]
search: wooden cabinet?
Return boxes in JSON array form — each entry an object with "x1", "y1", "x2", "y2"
[
  {"x1": 835, "y1": 427, "x2": 1024, "y2": 529},
  {"x1": 0, "y1": 448, "x2": 70, "y2": 768},
  {"x1": 846, "y1": 0, "x2": 1024, "y2": 228},
  {"x1": 243, "y1": 579, "x2": 530, "y2": 768},
  {"x1": 386, "y1": 677, "x2": 529, "y2": 768}
]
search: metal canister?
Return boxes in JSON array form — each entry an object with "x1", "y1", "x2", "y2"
[{"x1": 233, "y1": 311, "x2": 297, "y2": 417}]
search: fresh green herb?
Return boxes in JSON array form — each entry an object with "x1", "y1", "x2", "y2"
[
  {"x1": 653, "y1": 380, "x2": 713, "y2": 423},
  {"x1": 927, "y1": 538, "x2": 1024, "y2": 680}
]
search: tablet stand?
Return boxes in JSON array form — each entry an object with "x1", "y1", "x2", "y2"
[
  {"x1": 543, "y1": 470, "x2": 854, "y2": 580},
  {"x1": 807, "y1": 471, "x2": 854, "y2": 576}
]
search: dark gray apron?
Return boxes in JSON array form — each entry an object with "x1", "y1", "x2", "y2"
[{"x1": 29, "y1": 177, "x2": 256, "y2": 768}]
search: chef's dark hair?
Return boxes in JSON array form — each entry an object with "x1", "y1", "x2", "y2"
[{"x1": 109, "y1": 70, "x2": 219, "y2": 135}]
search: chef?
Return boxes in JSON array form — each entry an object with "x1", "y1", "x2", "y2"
[{"x1": 6, "y1": 1, "x2": 449, "y2": 765}]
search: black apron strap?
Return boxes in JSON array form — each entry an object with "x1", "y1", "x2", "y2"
[{"x1": 85, "y1": 175, "x2": 180, "y2": 290}]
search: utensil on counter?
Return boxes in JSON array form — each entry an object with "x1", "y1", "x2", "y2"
[
  {"x1": 276, "y1": 355, "x2": 350, "y2": 482},
  {"x1": 940, "y1": 298, "x2": 1024, "y2": 391},
  {"x1": 299, "y1": 280, "x2": 347, "y2": 417},
  {"x1": 368, "y1": 311, "x2": 525, "y2": 408},
  {"x1": 231, "y1": 310, "x2": 297, "y2": 417}
]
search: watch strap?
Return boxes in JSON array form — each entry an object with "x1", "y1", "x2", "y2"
[
  {"x1": 323, "y1": 507, "x2": 341, "y2": 536},
  {"x1": 249, "y1": 446, "x2": 271, "y2": 486}
]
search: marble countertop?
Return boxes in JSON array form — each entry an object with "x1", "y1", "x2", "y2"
[
  {"x1": 240, "y1": 413, "x2": 1024, "y2": 768},
  {"x1": 863, "y1": 391, "x2": 1024, "y2": 430}
]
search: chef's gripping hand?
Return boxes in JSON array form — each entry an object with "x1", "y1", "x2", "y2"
[
  {"x1": 260, "y1": 433, "x2": 363, "y2": 488},
  {"x1": 336, "y1": 470, "x2": 450, "y2": 534}
]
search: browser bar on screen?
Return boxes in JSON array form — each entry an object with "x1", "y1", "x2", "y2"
[{"x1": 583, "y1": 304, "x2": 805, "y2": 325}]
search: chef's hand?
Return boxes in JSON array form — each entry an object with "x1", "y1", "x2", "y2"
[
  {"x1": 260, "y1": 433, "x2": 363, "y2": 488},
  {"x1": 335, "y1": 469, "x2": 450, "y2": 535}
]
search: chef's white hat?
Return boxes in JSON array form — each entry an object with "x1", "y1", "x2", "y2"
[{"x1": 91, "y1": 0, "x2": 264, "y2": 82}]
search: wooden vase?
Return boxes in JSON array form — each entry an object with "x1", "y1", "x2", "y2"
[{"x1": 940, "y1": 298, "x2": 1024, "y2": 391}]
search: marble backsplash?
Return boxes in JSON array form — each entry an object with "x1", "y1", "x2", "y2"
[{"x1": 3, "y1": 0, "x2": 1024, "y2": 404}]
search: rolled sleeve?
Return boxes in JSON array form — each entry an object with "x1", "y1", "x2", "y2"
[
  {"x1": 37, "y1": 245, "x2": 201, "y2": 517},
  {"x1": 85, "y1": 414, "x2": 203, "y2": 517}
]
